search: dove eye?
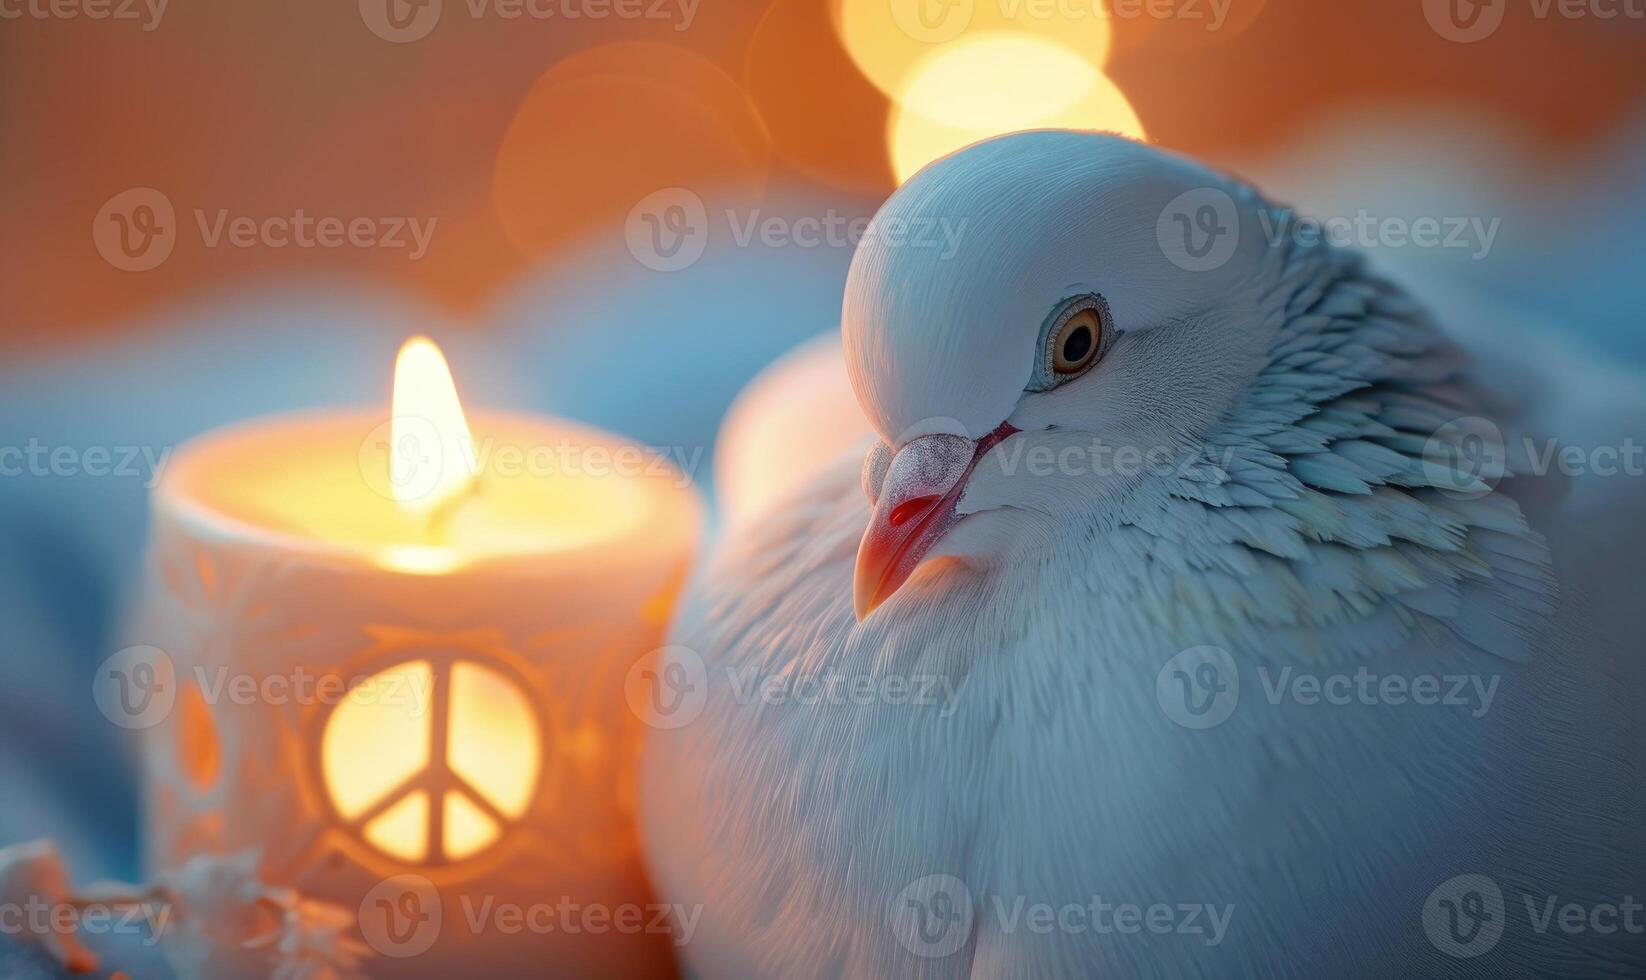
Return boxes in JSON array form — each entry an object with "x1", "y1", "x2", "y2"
[
  {"x1": 1029, "y1": 294, "x2": 1114, "y2": 391},
  {"x1": 1053, "y1": 309, "x2": 1102, "y2": 374}
]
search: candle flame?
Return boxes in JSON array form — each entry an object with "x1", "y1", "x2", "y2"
[{"x1": 391, "y1": 336, "x2": 479, "y2": 516}]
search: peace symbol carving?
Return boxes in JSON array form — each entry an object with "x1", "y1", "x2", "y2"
[{"x1": 318, "y1": 652, "x2": 543, "y2": 866}]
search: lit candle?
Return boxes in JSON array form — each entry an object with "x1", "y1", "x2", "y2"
[{"x1": 130, "y1": 338, "x2": 701, "y2": 975}]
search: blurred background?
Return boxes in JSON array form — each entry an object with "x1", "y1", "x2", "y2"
[
  {"x1": 3, "y1": 0, "x2": 1646, "y2": 918},
  {"x1": 5, "y1": 0, "x2": 1646, "y2": 355}
]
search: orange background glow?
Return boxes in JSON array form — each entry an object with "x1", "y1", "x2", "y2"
[{"x1": 3, "y1": 0, "x2": 1644, "y2": 352}]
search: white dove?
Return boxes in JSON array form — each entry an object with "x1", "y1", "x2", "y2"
[{"x1": 638, "y1": 131, "x2": 1645, "y2": 978}]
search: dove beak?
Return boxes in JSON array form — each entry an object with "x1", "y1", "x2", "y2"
[{"x1": 853, "y1": 423, "x2": 1018, "y2": 621}]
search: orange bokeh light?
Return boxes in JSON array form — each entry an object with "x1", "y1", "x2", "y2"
[
  {"x1": 744, "y1": 0, "x2": 896, "y2": 192},
  {"x1": 833, "y1": 0, "x2": 1116, "y2": 101},
  {"x1": 493, "y1": 43, "x2": 771, "y2": 259},
  {"x1": 887, "y1": 34, "x2": 1146, "y2": 182}
]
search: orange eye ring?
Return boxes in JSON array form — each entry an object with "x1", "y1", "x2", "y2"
[{"x1": 1052, "y1": 308, "x2": 1103, "y2": 375}]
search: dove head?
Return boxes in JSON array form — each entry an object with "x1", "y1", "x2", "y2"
[{"x1": 846, "y1": 131, "x2": 1308, "y2": 619}]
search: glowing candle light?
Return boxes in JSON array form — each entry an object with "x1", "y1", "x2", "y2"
[
  {"x1": 390, "y1": 337, "x2": 478, "y2": 517},
  {"x1": 132, "y1": 338, "x2": 700, "y2": 976}
]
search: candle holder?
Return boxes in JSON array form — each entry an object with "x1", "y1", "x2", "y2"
[{"x1": 128, "y1": 409, "x2": 700, "y2": 976}]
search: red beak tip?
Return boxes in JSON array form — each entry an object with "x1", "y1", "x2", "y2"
[{"x1": 853, "y1": 423, "x2": 1018, "y2": 622}]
